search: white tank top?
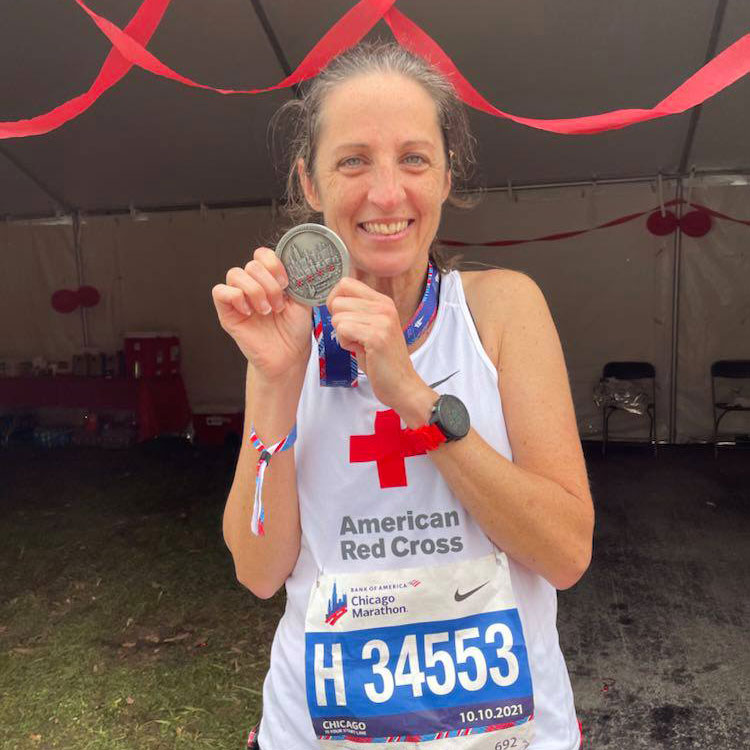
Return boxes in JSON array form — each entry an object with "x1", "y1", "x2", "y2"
[{"x1": 259, "y1": 270, "x2": 580, "y2": 749}]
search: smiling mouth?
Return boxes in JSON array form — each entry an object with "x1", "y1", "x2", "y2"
[{"x1": 359, "y1": 219, "x2": 413, "y2": 236}]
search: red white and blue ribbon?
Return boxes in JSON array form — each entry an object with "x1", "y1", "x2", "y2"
[
  {"x1": 313, "y1": 260, "x2": 441, "y2": 388},
  {"x1": 249, "y1": 423, "x2": 297, "y2": 536}
]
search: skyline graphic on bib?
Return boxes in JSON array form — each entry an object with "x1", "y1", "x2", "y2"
[{"x1": 325, "y1": 581, "x2": 348, "y2": 626}]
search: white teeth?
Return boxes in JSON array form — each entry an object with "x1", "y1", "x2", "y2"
[{"x1": 362, "y1": 220, "x2": 409, "y2": 235}]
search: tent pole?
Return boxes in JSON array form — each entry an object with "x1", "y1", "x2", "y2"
[
  {"x1": 668, "y1": 180, "x2": 685, "y2": 444},
  {"x1": 72, "y1": 211, "x2": 89, "y2": 349},
  {"x1": 678, "y1": 0, "x2": 728, "y2": 174},
  {"x1": 249, "y1": 0, "x2": 300, "y2": 98}
]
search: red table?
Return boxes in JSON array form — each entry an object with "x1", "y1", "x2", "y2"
[{"x1": 0, "y1": 375, "x2": 191, "y2": 442}]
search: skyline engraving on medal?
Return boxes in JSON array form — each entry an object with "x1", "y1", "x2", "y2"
[{"x1": 275, "y1": 224, "x2": 349, "y2": 307}]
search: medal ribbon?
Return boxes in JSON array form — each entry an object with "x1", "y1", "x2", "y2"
[{"x1": 313, "y1": 261, "x2": 440, "y2": 387}]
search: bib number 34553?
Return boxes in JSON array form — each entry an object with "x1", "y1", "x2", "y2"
[{"x1": 305, "y1": 610, "x2": 533, "y2": 741}]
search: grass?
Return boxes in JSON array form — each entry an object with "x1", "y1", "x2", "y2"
[{"x1": 0, "y1": 440, "x2": 284, "y2": 750}]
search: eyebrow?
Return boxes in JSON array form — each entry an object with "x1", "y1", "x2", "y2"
[{"x1": 332, "y1": 139, "x2": 437, "y2": 154}]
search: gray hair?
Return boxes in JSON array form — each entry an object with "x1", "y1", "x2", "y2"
[{"x1": 269, "y1": 41, "x2": 478, "y2": 271}]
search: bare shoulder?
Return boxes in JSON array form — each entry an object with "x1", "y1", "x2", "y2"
[{"x1": 459, "y1": 269, "x2": 542, "y2": 369}]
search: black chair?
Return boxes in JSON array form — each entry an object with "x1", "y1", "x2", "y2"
[
  {"x1": 711, "y1": 360, "x2": 750, "y2": 458},
  {"x1": 600, "y1": 361, "x2": 657, "y2": 457}
]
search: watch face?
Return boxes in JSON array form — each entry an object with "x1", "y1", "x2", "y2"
[{"x1": 436, "y1": 395, "x2": 470, "y2": 440}]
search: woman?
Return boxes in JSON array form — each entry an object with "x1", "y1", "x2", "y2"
[{"x1": 213, "y1": 42, "x2": 593, "y2": 750}]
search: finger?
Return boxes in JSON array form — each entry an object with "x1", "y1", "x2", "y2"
[
  {"x1": 328, "y1": 295, "x2": 378, "y2": 316},
  {"x1": 212, "y1": 283, "x2": 252, "y2": 319},
  {"x1": 226, "y1": 267, "x2": 273, "y2": 315},
  {"x1": 254, "y1": 246, "x2": 290, "y2": 290},
  {"x1": 326, "y1": 276, "x2": 383, "y2": 310},
  {"x1": 333, "y1": 316, "x2": 380, "y2": 352},
  {"x1": 243, "y1": 258, "x2": 286, "y2": 313}
]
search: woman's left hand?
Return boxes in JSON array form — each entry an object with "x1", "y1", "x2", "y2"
[{"x1": 327, "y1": 277, "x2": 424, "y2": 410}]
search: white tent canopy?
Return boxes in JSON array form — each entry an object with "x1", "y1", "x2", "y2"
[{"x1": 1, "y1": 0, "x2": 749, "y2": 444}]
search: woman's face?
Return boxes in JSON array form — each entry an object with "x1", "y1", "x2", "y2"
[{"x1": 300, "y1": 72, "x2": 451, "y2": 279}]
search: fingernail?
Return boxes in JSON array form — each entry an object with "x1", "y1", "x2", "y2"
[
  {"x1": 242, "y1": 302, "x2": 252, "y2": 316},
  {"x1": 261, "y1": 301, "x2": 272, "y2": 315},
  {"x1": 276, "y1": 276, "x2": 289, "y2": 289},
  {"x1": 273, "y1": 299, "x2": 285, "y2": 313}
]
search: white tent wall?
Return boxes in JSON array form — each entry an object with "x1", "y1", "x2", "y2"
[
  {"x1": 677, "y1": 184, "x2": 750, "y2": 442},
  {"x1": 441, "y1": 181, "x2": 677, "y2": 443},
  {"x1": 2, "y1": 180, "x2": 748, "y2": 443},
  {"x1": 0, "y1": 221, "x2": 81, "y2": 362},
  {"x1": 77, "y1": 207, "x2": 276, "y2": 409}
]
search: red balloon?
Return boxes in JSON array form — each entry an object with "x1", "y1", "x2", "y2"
[
  {"x1": 646, "y1": 210, "x2": 678, "y2": 236},
  {"x1": 51, "y1": 289, "x2": 79, "y2": 314},
  {"x1": 77, "y1": 285, "x2": 101, "y2": 307},
  {"x1": 680, "y1": 210, "x2": 712, "y2": 237}
]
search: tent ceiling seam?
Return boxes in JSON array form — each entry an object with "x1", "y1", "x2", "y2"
[
  {"x1": 249, "y1": 0, "x2": 300, "y2": 98},
  {"x1": 678, "y1": 0, "x2": 729, "y2": 174},
  {"x1": 0, "y1": 145, "x2": 74, "y2": 215},
  {"x1": 5, "y1": 169, "x2": 750, "y2": 223}
]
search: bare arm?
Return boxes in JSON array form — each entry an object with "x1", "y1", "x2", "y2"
[
  {"x1": 395, "y1": 270, "x2": 594, "y2": 589},
  {"x1": 222, "y1": 362, "x2": 306, "y2": 598},
  {"x1": 212, "y1": 247, "x2": 312, "y2": 599}
]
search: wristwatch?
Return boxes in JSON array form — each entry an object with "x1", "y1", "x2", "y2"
[{"x1": 428, "y1": 394, "x2": 470, "y2": 442}]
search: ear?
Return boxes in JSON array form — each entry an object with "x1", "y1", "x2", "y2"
[{"x1": 297, "y1": 158, "x2": 322, "y2": 212}]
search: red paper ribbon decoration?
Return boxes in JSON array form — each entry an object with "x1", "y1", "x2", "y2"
[
  {"x1": 384, "y1": 8, "x2": 750, "y2": 135},
  {"x1": 2, "y1": 0, "x2": 749, "y2": 139},
  {"x1": 51, "y1": 289, "x2": 80, "y2": 314},
  {"x1": 439, "y1": 200, "x2": 743, "y2": 247},
  {"x1": 646, "y1": 210, "x2": 679, "y2": 236},
  {"x1": 50, "y1": 286, "x2": 101, "y2": 312},
  {"x1": 646, "y1": 208, "x2": 713, "y2": 237},
  {"x1": 680, "y1": 209, "x2": 713, "y2": 237},
  {"x1": 0, "y1": 0, "x2": 172, "y2": 139},
  {"x1": 77, "y1": 285, "x2": 101, "y2": 307},
  {"x1": 0, "y1": 0, "x2": 395, "y2": 138}
]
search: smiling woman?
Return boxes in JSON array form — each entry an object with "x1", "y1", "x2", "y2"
[
  {"x1": 212, "y1": 41, "x2": 591, "y2": 750},
  {"x1": 270, "y1": 43, "x2": 477, "y2": 273}
]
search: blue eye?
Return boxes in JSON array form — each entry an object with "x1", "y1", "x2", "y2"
[
  {"x1": 340, "y1": 156, "x2": 364, "y2": 168},
  {"x1": 403, "y1": 154, "x2": 427, "y2": 166}
]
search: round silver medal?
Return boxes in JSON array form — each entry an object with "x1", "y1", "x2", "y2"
[{"x1": 275, "y1": 223, "x2": 349, "y2": 307}]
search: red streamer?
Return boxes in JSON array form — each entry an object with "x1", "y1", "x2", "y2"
[
  {"x1": 385, "y1": 8, "x2": 750, "y2": 134},
  {"x1": 0, "y1": 0, "x2": 172, "y2": 139},
  {"x1": 1, "y1": 0, "x2": 749, "y2": 140},
  {"x1": 438, "y1": 200, "x2": 747, "y2": 248}
]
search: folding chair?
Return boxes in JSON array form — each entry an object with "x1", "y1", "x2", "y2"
[
  {"x1": 711, "y1": 360, "x2": 750, "y2": 458},
  {"x1": 600, "y1": 361, "x2": 657, "y2": 457}
]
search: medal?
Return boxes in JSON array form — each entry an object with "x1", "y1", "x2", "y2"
[{"x1": 275, "y1": 223, "x2": 349, "y2": 307}]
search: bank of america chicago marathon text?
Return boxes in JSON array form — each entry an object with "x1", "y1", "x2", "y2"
[{"x1": 339, "y1": 509, "x2": 463, "y2": 560}]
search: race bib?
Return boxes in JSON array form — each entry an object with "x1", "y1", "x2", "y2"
[{"x1": 304, "y1": 552, "x2": 534, "y2": 748}]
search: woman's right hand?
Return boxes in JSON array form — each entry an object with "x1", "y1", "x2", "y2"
[{"x1": 212, "y1": 247, "x2": 311, "y2": 381}]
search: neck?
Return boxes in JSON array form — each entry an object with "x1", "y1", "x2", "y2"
[{"x1": 353, "y1": 258, "x2": 431, "y2": 328}]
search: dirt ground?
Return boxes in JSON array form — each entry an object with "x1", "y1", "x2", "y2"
[{"x1": 1, "y1": 439, "x2": 748, "y2": 748}]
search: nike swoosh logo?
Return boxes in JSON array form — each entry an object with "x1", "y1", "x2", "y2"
[
  {"x1": 429, "y1": 370, "x2": 460, "y2": 389},
  {"x1": 454, "y1": 580, "x2": 490, "y2": 602}
]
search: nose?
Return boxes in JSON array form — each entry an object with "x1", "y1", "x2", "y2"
[{"x1": 367, "y1": 162, "x2": 406, "y2": 212}]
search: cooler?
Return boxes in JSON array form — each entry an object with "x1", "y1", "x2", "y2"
[
  {"x1": 192, "y1": 404, "x2": 243, "y2": 446},
  {"x1": 124, "y1": 332, "x2": 181, "y2": 378}
]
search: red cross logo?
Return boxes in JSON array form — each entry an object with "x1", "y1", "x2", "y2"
[{"x1": 349, "y1": 409, "x2": 427, "y2": 488}]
